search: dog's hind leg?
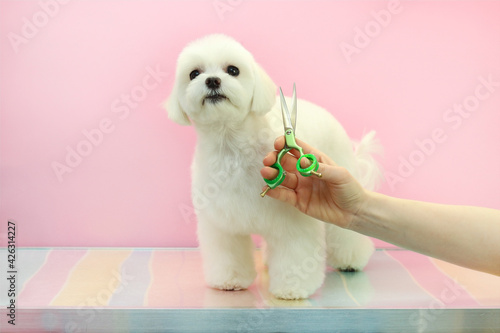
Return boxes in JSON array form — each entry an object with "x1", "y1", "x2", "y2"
[
  {"x1": 325, "y1": 224, "x2": 374, "y2": 271},
  {"x1": 324, "y1": 130, "x2": 380, "y2": 271}
]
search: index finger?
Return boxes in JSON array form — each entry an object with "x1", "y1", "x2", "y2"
[
  {"x1": 263, "y1": 150, "x2": 301, "y2": 173},
  {"x1": 274, "y1": 136, "x2": 285, "y2": 151}
]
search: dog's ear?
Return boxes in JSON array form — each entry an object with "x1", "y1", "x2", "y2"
[
  {"x1": 250, "y1": 62, "x2": 276, "y2": 114},
  {"x1": 165, "y1": 82, "x2": 191, "y2": 126}
]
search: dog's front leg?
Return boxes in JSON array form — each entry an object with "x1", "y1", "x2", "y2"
[
  {"x1": 197, "y1": 220, "x2": 256, "y2": 291},
  {"x1": 264, "y1": 218, "x2": 326, "y2": 300}
]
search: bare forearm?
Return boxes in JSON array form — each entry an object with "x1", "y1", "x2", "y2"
[{"x1": 349, "y1": 191, "x2": 500, "y2": 276}]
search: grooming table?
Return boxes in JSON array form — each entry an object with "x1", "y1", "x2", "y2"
[{"x1": 1, "y1": 248, "x2": 499, "y2": 332}]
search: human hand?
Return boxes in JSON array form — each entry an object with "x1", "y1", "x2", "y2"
[{"x1": 260, "y1": 137, "x2": 368, "y2": 229}]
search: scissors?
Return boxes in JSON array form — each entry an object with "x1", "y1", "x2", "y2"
[{"x1": 260, "y1": 84, "x2": 322, "y2": 197}]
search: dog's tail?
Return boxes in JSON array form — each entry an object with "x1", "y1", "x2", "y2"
[{"x1": 352, "y1": 131, "x2": 384, "y2": 191}]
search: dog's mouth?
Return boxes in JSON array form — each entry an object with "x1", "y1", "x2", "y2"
[{"x1": 203, "y1": 92, "x2": 227, "y2": 105}]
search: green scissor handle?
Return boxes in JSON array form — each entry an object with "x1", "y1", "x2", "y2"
[
  {"x1": 263, "y1": 148, "x2": 289, "y2": 190},
  {"x1": 263, "y1": 151, "x2": 320, "y2": 190},
  {"x1": 264, "y1": 161, "x2": 285, "y2": 188},
  {"x1": 297, "y1": 153, "x2": 319, "y2": 177}
]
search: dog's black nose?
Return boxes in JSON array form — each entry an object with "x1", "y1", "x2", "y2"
[{"x1": 205, "y1": 77, "x2": 221, "y2": 89}]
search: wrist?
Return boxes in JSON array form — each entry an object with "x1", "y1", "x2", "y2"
[
  {"x1": 347, "y1": 190, "x2": 379, "y2": 232},
  {"x1": 347, "y1": 191, "x2": 403, "y2": 246}
]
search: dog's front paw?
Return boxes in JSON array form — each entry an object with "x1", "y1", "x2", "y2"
[
  {"x1": 270, "y1": 286, "x2": 310, "y2": 300},
  {"x1": 206, "y1": 269, "x2": 256, "y2": 291},
  {"x1": 269, "y1": 269, "x2": 324, "y2": 300},
  {"x1": 209, "y1": 278, "x2": 250, "y2": 291}
]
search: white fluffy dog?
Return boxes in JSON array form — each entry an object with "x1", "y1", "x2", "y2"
[{"x1": 166, "y1": 34, "x2": 382, "y2": 299}]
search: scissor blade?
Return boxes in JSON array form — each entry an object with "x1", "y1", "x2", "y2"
[
  {"x1": 291, "y1": 83, "x2": 297, "y2": 131},
  {"x1": 279, "y1": 87, "x2": 293, "y2": 132}
]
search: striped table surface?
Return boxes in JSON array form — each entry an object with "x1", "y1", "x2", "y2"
[{"x1": 1, "y1": 248, "x2": 499, "y2": 332}]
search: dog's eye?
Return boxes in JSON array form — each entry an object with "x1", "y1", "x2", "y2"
[
  {"x1": 227, "y1": 65, "x2": 239, "y2": 77},
  {"x1": 189, "y1": 70, "x2": 200, "y2": 80}
]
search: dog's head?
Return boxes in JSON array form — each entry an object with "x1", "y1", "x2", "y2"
[{"x1": 166, "y1": 34, "x2": 276, "y2": 126}]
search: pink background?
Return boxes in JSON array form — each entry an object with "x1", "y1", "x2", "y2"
[{"x1": 1, "y1": 1, "x2": 499, "y2": 248}]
